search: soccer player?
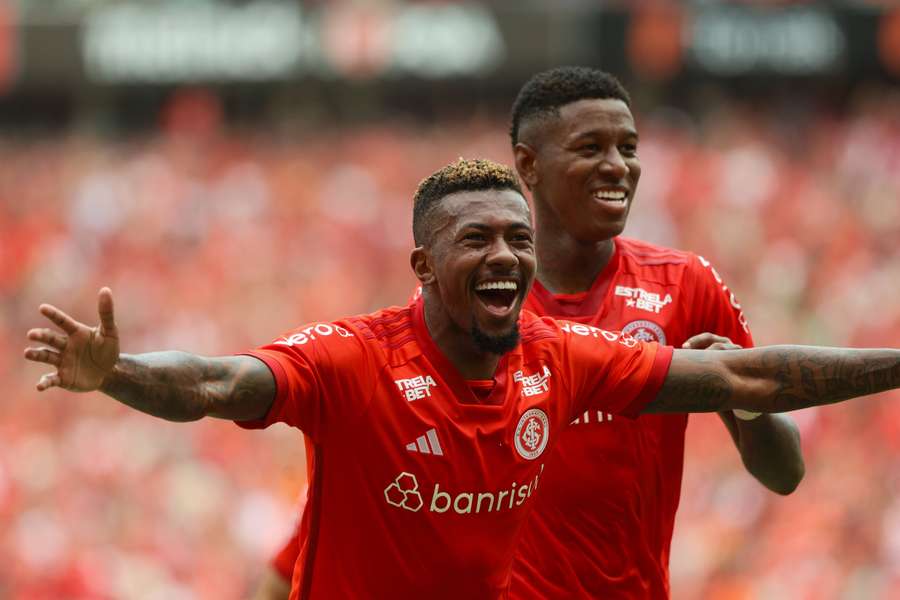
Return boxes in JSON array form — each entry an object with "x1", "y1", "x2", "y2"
[
  {"x1": 261, "y1": 67, "x2": 808, "y2": 599},
  {"x1": 507, "y1": 67, "x2": 805, "y2": 597},
  {"x1": 24, "y1": 159, "x2": 900, "y2": 599}
]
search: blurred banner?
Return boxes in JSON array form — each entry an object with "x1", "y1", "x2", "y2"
[{"x1": 4, "y1": 1, "x2": 900, "y2": 91}]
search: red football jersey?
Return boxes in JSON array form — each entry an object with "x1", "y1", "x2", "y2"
[
  {"x1": 510, "y1": 237, "x2": 753, "y2": 599},
  {"x1": 238, "y1": 295, "x2": 672, "y2": 599}
]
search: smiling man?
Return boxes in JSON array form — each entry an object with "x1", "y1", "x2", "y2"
[
  {"x1": 261, "y1": 69, "x2": 807, "y2": 600},
  {"x1": 508, "y1": 68, "x2": 805, "y2": 598},
  {"x1": 24, "y1": 159, "x2": 900, "y2": 600}
]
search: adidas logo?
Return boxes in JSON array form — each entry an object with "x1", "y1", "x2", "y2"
[{"x1": 406, "y1": 428, "x2": 443, "y2": 456}]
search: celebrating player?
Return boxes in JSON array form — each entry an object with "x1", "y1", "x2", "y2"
[
  {"x1": 508, "y1": 67, "x2": 805, "y2": 597},
  {"x1": 261, "y1": 67, "x2": 807, "y2": 599},
  {"x1": 24, "y1": 159, "x2": 900, "y2": 599}
]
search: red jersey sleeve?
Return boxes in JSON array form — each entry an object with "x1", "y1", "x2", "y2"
[
  {"x1": 690, "y1": 255, "x2": 754, "y2": 348},
  {"x1": 234, "y1": 321, "x2": 378, "y2": 441},
  {"x1": 556, "y1": 321, "x2": 673, "y2": 419}
]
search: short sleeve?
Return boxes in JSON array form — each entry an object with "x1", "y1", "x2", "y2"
[
  {"x1": 691, "y1": 255, "x2": 754, "y2": 348},
  {"x1": 558, "y1": 322, "x2": 674, "y2": 419},
  {"x1": 234, "y1": 321, "x2": 375, "y2": 440}
]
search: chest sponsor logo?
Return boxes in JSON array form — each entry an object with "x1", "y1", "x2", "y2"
[
  {"x1": 405, "y1": 428, "x2": 444, "y2": 456},
  {"x1": 383, "y1": 465, "x2": 544, "y2": 515},
  {"x1": 622, "y1": 320, "x2": 667, "y2": 345},
  {"x1": 513, "y1": 365, "x2": 551, "y2": 397},
  {"x1": 384, "y1": 472, "x2": 424, "y2": 512},
  {"x1": 514, "y1": 408, "x2": 550, "y2": 460},
  {"x1": 394, "y1": 375, "x2": 437, "y2": 402},
  {"x1": 615, "y1": 285, "x2": 673, "y2": 314}
]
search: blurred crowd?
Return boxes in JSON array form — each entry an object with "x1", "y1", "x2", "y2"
[{"x1": 3, "y1": 89, "x2": 900, "y2": 599}]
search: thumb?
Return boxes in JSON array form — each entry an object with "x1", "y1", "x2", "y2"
[{"x1": 97, "y1": 287, "x2": 118, "y2": 337}]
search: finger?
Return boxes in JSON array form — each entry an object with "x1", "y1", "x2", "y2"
[
  {"x1": 36, "y1": 372, "x2": 61, "y2": 391},
  {"x1": 39, "y1": 304, "x2": 80, "y2": 335},
  {"x1": 682, "y1": 332, "x2": 731, "y2": 349},
  {"x1": 707, "y1": 342, "x2": 742, "y2": 351},
  {"x1": 24, "y1": 347, "x2": 62, "y2": 366},
  {"x1": 97, "y1": 287, "x2": 117, "y2": 337},
  {"x1": 27, "y1": 328, "x2": 67, "y2": 351}
]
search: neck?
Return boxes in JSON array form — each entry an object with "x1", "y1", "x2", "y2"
[
  {"x1": 422, "y1": 291, "x2": 502, "y2": 380},
  {"x1": 534, "y1": 212, "x2": 615, "y2": 294}
]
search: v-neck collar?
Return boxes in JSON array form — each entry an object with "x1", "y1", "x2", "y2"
[
  {"x1": 530, "y1": 238, "x2": 621, "y2": 323},
  {"x1": 411, "y1": 296, "x2": 512, "y2": 408}
]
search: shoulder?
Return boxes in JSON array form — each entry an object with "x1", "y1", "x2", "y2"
[
  {"x1": 616, "y1": 237, "x2": 692, "y2": 267},
  {"x1": 345, "y1": 304, "x2": 415, "y2": 346},
  {"x1": 519, "y1": 310, "x2": 560, "y2": 344},
  {"x1": 269, "y1": 305, "x2": 412, "y2": 361},
  {"x1": 615, "y1": 237, "x2": 696, "y2": 284},
  {"x1": 518, "y1": 311, "x2": 623, "y2": 346}
]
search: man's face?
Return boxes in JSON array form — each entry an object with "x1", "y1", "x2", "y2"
[
  {"x1": 515, "y1": 98, "x2": 641, "y2": 242},
  {"x1": 418, "y1": 189, "x2": 535, "y2": 353}
]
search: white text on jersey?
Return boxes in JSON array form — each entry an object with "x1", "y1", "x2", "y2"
[
  {"x1": 395, "y1": 375, "x2": 437, "y2": 401},
  {"x1": 615, "y1": 285, "x2": 673, "y2": 314},
  {"x1": 384, "y1": 465, "x2": 545, "y2": 515},
  {"x1": 513, "y1": 366, "x2": 552, "y2": 397},
  {"x1": 274, "y1": 323, "x2": 354, "y2": 346},
  {"x1": 559, "y1": 322, "x2": 639, "y2": 348},
  {"x1": 697, "y1": 255, "x2": 751, "y2": 333}
]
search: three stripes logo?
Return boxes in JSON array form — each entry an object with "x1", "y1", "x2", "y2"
[{"x1": 406, "y1": 428, "x2": 443, "y2": 456}]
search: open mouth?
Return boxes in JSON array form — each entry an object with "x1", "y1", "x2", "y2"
[
  {"x1": 473, "y1": 280, "x2": 519, "y2": 316},
  {"x1": 593, "y1": 189, "x2": 629, "y2": 212}
]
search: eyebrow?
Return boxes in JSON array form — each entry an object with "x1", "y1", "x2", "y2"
[
  {"x1": 571, "y1": 129, "x2": 639, "y2": 142},
  {"x1": 457, "y1": 221, "x2": 533, "y2": 232}
]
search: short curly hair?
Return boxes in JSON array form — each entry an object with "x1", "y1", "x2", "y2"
[
  {"x1": 510, "y1": 66, "x2": 631, "y2": 146},
  {"x1": 413, "y1": 158, "x2": 524, "y2": 246}
]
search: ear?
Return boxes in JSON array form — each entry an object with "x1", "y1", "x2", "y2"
[
  {"x1": 513, "y1": 142, "x2": 539, "y2": 190},
  {"x1": 410, "y1": 246, "x2": 436, "y2": 286}
]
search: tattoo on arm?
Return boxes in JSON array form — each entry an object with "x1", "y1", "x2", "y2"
[
  {"x1": 648, "y1": 350, "x2": 733, "y2": 412},
  {"x1": 647, "y1": 346, "x2": 900, "y2": 414},
  {"x1": 100, "y1": 352, "x2": 275, "y2": 422}
]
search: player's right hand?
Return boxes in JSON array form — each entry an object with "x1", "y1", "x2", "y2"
[{"x1": 24, "y1": 287, "x2": 120, "y2": 392}]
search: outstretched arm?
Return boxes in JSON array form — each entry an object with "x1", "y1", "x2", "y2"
[
  {"x1": 684, "y1": 333, "x2": 804, "y2": 495},
  {"x1": 23, "y1": 288, "x2": 275, "y2": 422},
  {"x1": 646, "y1": 345, "x2": 900, "y2": 414}
]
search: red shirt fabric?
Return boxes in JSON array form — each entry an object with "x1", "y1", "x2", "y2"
[
  {"x1": 510, "y1": 237, "x2": 754, "y2": 599},
  {"x1": 237, "y1": 295, "x2": 672, "y2": 599}
]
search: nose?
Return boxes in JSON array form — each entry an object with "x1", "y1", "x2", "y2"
[
  {"x1": 598, "y1": 148, "x2": 627, "y2": 179},
  {"x1": 486, "y1": 238, "x2": 518, "y2": 270}
]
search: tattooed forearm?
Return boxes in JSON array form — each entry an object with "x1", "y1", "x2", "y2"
[
  {"x1": 99, "y1": 352, "x2": 275, "y2": 422},
  {"x1": 649, "y1": 349, "x2": 734, "y2": 412},
  {"x1": 648, "y1": 346, "x2": 900, "y2": 414},
  {"x1": 752, "y1": 346, "x2": 900, "y2": 412}
]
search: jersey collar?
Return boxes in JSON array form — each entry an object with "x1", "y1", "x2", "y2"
[{"x1": 410, "y1": 295, "x2": 513, "y2": 407}]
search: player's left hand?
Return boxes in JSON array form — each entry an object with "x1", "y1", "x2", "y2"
[{"x1": 682, "y1": 332, "x2": 742, "y2": 351}]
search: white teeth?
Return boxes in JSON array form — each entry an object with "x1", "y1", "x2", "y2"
[
  {"x1": 595, "y1": 190, "x2": 627, "y2": 202},
  {"x1": 475, "y1": 281, "x2": 517, "y2": 291}
]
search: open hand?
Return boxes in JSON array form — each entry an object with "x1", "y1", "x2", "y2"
[
  {"x1": 24, "y1": 287, "x2": 120, "y2": 392},
  {"x1": 682, "y1": 332, "x2": 742, "y2": 351}
]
